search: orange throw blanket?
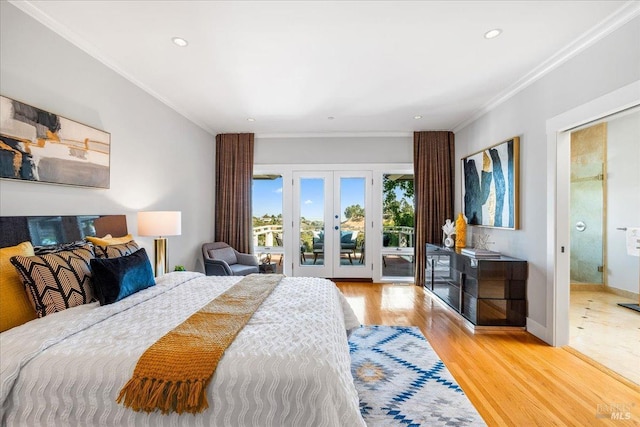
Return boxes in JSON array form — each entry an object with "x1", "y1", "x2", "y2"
[{"x1": 117, "y1": 273, "x2": 283, "y2": 414}]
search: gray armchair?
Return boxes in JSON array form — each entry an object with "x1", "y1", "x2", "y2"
[{"x1": 202, "y1": 242, "x2": 259, "y2": 276}]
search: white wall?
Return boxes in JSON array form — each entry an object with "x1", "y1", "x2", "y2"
[
  {"x1": 607, "y1": 110, "x2": 640, "y2": 294},
  {"x1": 0, "y1": 2, "x2": 215, "y2": 272},
  {"x1": 255, "y1": 135, "x2": 412, "y2": 164},
  {"x1": 455, "y1": 17, "x2": 640, "y2": 341}
]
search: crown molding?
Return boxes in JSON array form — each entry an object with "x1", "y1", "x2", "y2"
[
  {"x1": 9, "y1": 0, "x2": 216, "y2": 135},
  {"x1": 10, "y1": 0, "x2": 638, "y2": 139},
  {"x1": 453, "y1": 1, "x2": 640, "y2": 133},
  {"x1": 255, "y1": 132, "x2": 412, "y2": 139}
]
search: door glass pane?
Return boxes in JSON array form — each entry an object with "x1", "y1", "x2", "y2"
[
  {"x1": 300, "y1": 178, "x2": 325, "y2": 266},
  {"x1": 252, "y1": 175, "x2": 283, "y2": 269},
  {"x1": 570, "y1": 124, "x2": 605, "y2": 285},
  {"x1": 382, "y1": 174, "x2": 415, "y2": 277},
  {"x1": 340, "y1": 177, "x2": 365, "y2": 266}
]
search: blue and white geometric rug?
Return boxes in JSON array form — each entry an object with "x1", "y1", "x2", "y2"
[{"x1": 349, "y1": 325, "x2": 486, "y2": 427}]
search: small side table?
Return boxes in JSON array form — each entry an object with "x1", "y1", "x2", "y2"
[{"x1": 259, "y1": 262, "x2": 277, "y2": 274}]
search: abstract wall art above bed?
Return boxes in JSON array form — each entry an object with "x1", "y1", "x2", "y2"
[
  {"x1": 462, "y1": 136, "x2": 520, "y2": 229},
  {"x1": 0, "y1": 95, "x2": 110, "y2": 188}
]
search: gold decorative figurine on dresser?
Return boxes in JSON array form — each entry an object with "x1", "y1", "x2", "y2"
[{"x1": 455, "y1": 213, "x2": 467, "y2": 248}]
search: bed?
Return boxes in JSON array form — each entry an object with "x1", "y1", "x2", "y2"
[{"x1": 0, "y1": 216, "x2": 365, "y2": 426}]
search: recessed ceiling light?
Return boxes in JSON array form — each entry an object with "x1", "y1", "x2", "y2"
[
  {"x1": 247, "y1": 117, "x2": 256, "y2": 122},
  {"x1": 484, "y1": 29, "x2": 502, "y2": 40},
  {"x1": 172, "y1": 37, "x2": 189, "y2": 47},
  {"x1": 414, "y1": 115, "x2": 423, "y2": 120}
]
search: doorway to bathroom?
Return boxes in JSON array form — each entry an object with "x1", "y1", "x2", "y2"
[{"x1": 567, "y1": 108, "x2": 640, "y2": 385}]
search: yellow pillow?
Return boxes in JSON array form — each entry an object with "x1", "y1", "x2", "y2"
[
  {"x1": 86, "y1": 234, "x2": 134, "y2": 246},
  {"x1": 1, "y1": 241, "x2": 37, "y2": 332}
]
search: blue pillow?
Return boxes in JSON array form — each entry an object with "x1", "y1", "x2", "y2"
[
  {"x1": 340, "y1": 231, "x2": 353, "y2": 243},
  {"x1": 90, "y1": 248, "x2": 155, "y2": 305}
]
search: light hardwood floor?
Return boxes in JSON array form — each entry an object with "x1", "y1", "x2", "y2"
[{"x1": 336, "y1": 282, "x2": 640, "y2": 427}]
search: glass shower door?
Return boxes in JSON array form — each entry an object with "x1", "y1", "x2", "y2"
[{"x1": 570, "y1": 123, "x2": 606, "y2": 285}]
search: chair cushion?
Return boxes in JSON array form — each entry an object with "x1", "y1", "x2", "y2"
[
  {"x1": 230, "y1": 264, "x2": 259, "y2": 276},
  {"x1": 341, "y1": 242, "x2": 356, "y2": 250},
  {"x1": 209, "y1": 246, "x2": 238, "y2": 265}
]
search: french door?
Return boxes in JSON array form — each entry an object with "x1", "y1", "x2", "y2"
[{"x1": 292, "y1": 171, "x2": 372, "y2": 279}]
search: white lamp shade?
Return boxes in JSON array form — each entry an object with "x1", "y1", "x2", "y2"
[{"x1": 138, "y1": 211, "x2": 182, "y2": 237}]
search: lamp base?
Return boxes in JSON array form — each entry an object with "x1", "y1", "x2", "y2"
[{"x1": 154, "y1": 238, "x2": 168, "y2": 277}]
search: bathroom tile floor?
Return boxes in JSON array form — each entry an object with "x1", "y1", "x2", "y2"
[{"x1": 570, "y1": 290, "x2": 640, "y2": 385}]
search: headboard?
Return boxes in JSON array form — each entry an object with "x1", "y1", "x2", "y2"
[{"x1": 0, "y1": 215, "x2": 128, "y2": 248}]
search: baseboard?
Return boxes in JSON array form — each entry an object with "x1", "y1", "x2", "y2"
[
  {"x1": 526, "y1": 317, "x2": 549, "y2": 344},
  {"x1": 569, "y1": 285, "x2": 639, "y2": 301},
  {"x1": 606, "y1": 286, "x2": 639, "y2": 301},
  {"x1": 571, "y1": 283, "x2": 605, "y2": 292}
]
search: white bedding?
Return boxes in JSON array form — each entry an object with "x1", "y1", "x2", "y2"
[{"x1": 1, "y1": 272, "x2": 365, "y2": 426}]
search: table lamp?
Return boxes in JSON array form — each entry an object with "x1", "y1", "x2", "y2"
[{"x1": 137, "y1": 211, "x2": 181, "y2": 276}]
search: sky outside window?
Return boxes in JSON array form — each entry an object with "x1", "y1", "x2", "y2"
[
  {"x1": 252, "y1": 177, "x2": 283, "y2": 217},
  {"x1": 253, "y1": 176, "x2": 367, "y2": 221},
  {"x1": 300, "y1": 178, "x2": 324, "y2": 221}
]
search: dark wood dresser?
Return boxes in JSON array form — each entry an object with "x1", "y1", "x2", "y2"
[{"x1": 424, "y1": 244, "x2": 528, "y2": 327}]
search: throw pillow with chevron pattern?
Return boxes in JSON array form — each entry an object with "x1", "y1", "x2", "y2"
[
  {"x1": 94, "y1": 241, "x2": 139, "y2": 259},
  {"x1": 10, "y1": 244, "x2": 96, "y2": 318}
]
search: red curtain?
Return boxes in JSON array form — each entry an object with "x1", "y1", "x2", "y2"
[
  {"x1": 413, "y1": 131, "x2": 455, "y2": 286},
  {"x1": 215, "y1": 133, "x2": 254, "y2": 254}
]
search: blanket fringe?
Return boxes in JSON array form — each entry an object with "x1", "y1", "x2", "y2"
[{"x1": 117, "y1": 376, "x2": 209, "y2": 414}]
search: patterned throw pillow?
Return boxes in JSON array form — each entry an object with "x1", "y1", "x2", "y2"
[
  {"x1": 33, "y1": 240, "x2": 88, "y2": 255},
  {"x1": 10, "y1": 244, "x2": 96, "y2": 318},
  {"x1": 94, "y1": 241, "x2": 139, "y2": 259}
]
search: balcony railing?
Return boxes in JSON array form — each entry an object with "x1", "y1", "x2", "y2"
[
  {"x1": 253, "y1": 224, "x2": 283, "y2": 248},
  {"x1": 254, "y1": 224, "x2": 414, "y2": 249},
  {"x1": 383, "y1": 226, "x2": 414, "y2": 248}
]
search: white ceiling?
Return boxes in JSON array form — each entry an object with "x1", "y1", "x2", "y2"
[{"x1": 12, "y1": 1, "x2": 639, "y2": 136}]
